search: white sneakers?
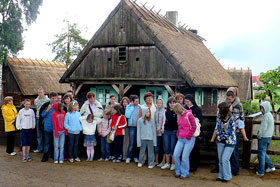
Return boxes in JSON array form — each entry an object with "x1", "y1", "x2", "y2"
[
  {"x1": 148, "y1": 165, "x2": 154, "y2": 169},
  {"x1": 8, "y1": 152, "x2": 17, "y2": 156},
  {"x1": 256, "y1": 172, "x2": 264, "y2": 176},
  {"x1": 54, "y1": 161, "x2": 58, "y2": 164},
  {"x1": 138, "y1": 163, "x2": 143, "y2": 167},
  {"x1": 170, "y1": 164, "x2": 175, "y2": 171},
  {"x1": 161, "y1": 163, "x2": 170, "y2": 169},
  {"x1": 266, "y1": 167, "x2": 276, "y2": 173},
  {"x1": 126, "y1": 158, "x2": 130, "y2": 164}
]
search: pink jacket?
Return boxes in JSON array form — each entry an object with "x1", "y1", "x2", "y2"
[
  {"x1": 177, "y1": 110, "x2": 196, "y2": 140},
  {"x1": 97, "y1": 118, "x2": 112, "y2": 137}
]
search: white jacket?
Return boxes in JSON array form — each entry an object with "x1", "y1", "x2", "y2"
[
  {"x1": 79, "y1": 116, "x2": 102, "y2": 135},
  {"x1": 16, "y1": 108, "x2": 35, "y2": 130},
  {"x1": 80, "y1": 100, "x2": 103, "y2": 118}
]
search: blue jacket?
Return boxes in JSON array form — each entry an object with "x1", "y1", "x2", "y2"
[
  {"x1": 125, "y1": 104, "x2": 141, "y2": 127},
  {"x1": 64, "y1": 111, "x2": 82, "y2": 134},
  {"x1": 216, "y1": 114, "x2": 236, "y2": 145},
  {"x1": 41, "y1": 106, "x2": 54, "y2": 132}
]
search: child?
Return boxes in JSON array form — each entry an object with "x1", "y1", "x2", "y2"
[
  {"x1": 97, "y1": 111, "x2": 112, "y2": 161},
  {"x1": 52, "y1": 102, "x2": 67, "y2": 164},
  {"x1": 154, "y1": 98, "x2": 165, "y2": 165},
  {"x1": 16, "y1": 99, "x2": 35, "y2": 162},
  {"x1": 215, "y1": 102, "x2": 236, "y2": 183},
  {"x1": 80, "y1": 114, "x2": 101, "y2": 161},
  {"x1": 110, "y1": 104, "x2": 127, "y2": 163},
  {"x1": 137, "y1": 107, "x2": 157, "y2": 168},
  {"x1": 256, "y1": 101, "x2": 275, "y2": 176},
  {"x1": 64, "y1": 101, "x2": 82, "y2": 163}
]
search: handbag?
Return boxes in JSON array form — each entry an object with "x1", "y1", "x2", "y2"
[
  {"x1": 185, "y1": 113, "x2": 201, "y2": 137},
  {"x1": 108, "y1": 115, "x2": 122, "y2": 142}
]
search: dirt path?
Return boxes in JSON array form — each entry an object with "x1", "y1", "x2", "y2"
[{"x1": 0, "y1": 146, "x2": 279, "y2": 187}]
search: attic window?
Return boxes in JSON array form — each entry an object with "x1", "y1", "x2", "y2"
[
  {"x1": 108, "y1": 57, "x2": 111, "y2": 62},
  {"x1": 136, "y1": 57, "x2": 139, "y2": 61},
  {"x1": 118, "y1": 47, "x2": 127, "y2": 62}
]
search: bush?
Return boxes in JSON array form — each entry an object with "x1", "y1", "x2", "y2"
[{"x1": 242, "y1": 101, "x2": 259, "y2": 115}]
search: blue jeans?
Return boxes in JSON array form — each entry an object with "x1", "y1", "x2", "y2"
[
  {"x1": 36, "y1": 119, "x2": 43, "y2": 151},
  {"x1": 174, "y1": 137, "x2": 195, "y2": 178},
  {"x1": 139, "y1": 140, "x2": 154, "y2": 166},
  {"x1": 126, "y1": 127, "x2": 138, "y2": 159},
  {"x1": 68, "y1": 133, "x2": 80, "y2": 159},
  {"x1": 44, "y1": 131, "x2": 53, "y2": 156},
  {"x1": 100, "y1": 136, "x2": 110, "y2": 159},
  {"x1": 230, "y1": 132, "x2": 239, "y2": 173},
  {"x1": 258, "y1": 137, "x2": 274, "y2": 174},
  {"x1": 53, "y1": 131, "x2": 65, "y2": 162},
  {"x1": 155, "y1": 136, "x2": 162, "y2": 154},
  {"x1": 163, "y1": 130, "x2": 177, "y2": 156},
  {"x1": 217, "y1": 142, "x2": 235, "y2": 180}
]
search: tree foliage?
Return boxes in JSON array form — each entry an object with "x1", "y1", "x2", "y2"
[
  {"x1": 256, "y1": 66, "x2": 280, "y2": 112},
  {"x1": 0, "y1": 0, "x2": 43, "y2": 63},
  {"x1": 48, "y1": 20, "x2": 88, "y2": 65}
]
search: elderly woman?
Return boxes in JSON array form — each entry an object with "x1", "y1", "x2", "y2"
[
  {"x1": 80, "y1": 92, "x2": 103, "y2": 118},
  {"x1": 1, "y1": 96, "x2": 18, "y2": 155}
]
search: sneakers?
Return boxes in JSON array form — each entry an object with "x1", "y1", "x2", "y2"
[
  {"x1": 41, "y1": 155, "x2": 48, "y2": 162},
  {"x1": 69, "y1": 159, "x2": 74, "y2": 163},
  {"x1": 126, "y1": 158, "x2": 131, "y2": 164},
  {"x1": 148, "y1": 165, "x2": 154, "y2": 169},
  {"x1": 138, "y1": 163, "x2": 143, "y2": 167},
  {"x1": 112, "y1": 159, "x2": 117, "y2": 163},
  {"x1": 33, "y1": 149, "x2": 41, "y2": 153},
  {"x1": 266, "y1": 167, "x2": 276, "y2": 173},
  {"x1": 27, "y1": 157, "x2": 32, "y2": 162},
  {"x1": 256, "y1": 172, "x2": 264, "y2": 176},
  {"x1": 8, "y1": 152, "x2": 17, "y2": 156},
  {"x1": 161, "y1": 163, "x2": 170, "y2": 169},
  {"x1": 23, "y1": 158, "x2": 27, "y2": 163},
  {"x1": 170, "y1": 164, "x2": 175, "y2": 171},
  {"x1": 75, "y1": 157, "x2": 81, "y2": 162},
  {"x1": 59, "y1": 161, "x2": 64, "y2": 164},
  {"x1": 105, "y1": 158, "x2": 109, "y2": 161},
  {"x1": 157, "y1": 163, "x2": 164, "y2": 167},
  {"x1": 134, "y1": 158, "x2": 139, "y2": 163},
  {"x1": 54, "y1": 161, "x2": 58, "y2": 164},
  {"x1": 115, "y1": 159, "x2": 121, "y2": 163},
  {"x1": 98, "y1": 158, "x2": 104, "y2": 162}
]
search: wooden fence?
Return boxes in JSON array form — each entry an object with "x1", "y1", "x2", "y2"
[{"x1": 243, "y1": 112, "x2": 280, "y2": 169}]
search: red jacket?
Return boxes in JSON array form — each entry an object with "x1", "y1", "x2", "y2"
[
  {"x1": 110, "y1": 114, "x2": 127, "y2": 136},
  {"x1": 52, "y1": 103, "x2": 67, "y2": 138}
]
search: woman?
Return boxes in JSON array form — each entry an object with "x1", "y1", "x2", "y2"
[
  {"x1": 173, "y1": 103, "x2": 196, "y2": 179},
  {"x1": 121, "y1": 97, "x2": 130, "y2": 160},
  {"x1": 1, "y1": 96, "x2": 18, "y2": 155},
  {"x1": 80, "y1": 92, "x2": 103, "y2": 118},
  {"x1": 215, "y1": 102, "x2": 236, "y2": 183},
  {"x1": 184, "y1": 94, "x2": 203, "y2": 172}
]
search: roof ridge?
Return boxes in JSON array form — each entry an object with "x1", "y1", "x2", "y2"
[{"x1": 7, "y1": 57, "x2": 66, "y2": 68}]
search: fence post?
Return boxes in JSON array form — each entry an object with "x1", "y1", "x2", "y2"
[{"x1": 243, "y1": 116, "x2": 253, "y2": 169}]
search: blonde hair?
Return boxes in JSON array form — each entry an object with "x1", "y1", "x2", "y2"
[
  {"x1": 68, "y1": 101, "x2": 78, "y2": 113},
  {"x1": 173, "y1": 103, "x2": 186, "y2": 115},
  {"x1": 3, "y1": 96, "x2": 13, "y2": 105}
]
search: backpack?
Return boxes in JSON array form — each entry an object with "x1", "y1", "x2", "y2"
[{"x1": 185, "y1": 113, "x2": 201, "y2": 137}]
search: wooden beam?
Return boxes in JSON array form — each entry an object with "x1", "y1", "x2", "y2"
[
  {"x1": 119, "y1": 84, "x2": 124, "y2": 99},
  {"x1": 124, "y1": 84, "x2": 132, "y2": 94},
  {"x1": 74, "y1": 83, "x2": 83, "y2": 96},
  {"x1": 164, "y1": 85, "x2": 175, "y2": 96},
  {"x1": 112, "y1": 84, "x2": 120, "y2": 94}
]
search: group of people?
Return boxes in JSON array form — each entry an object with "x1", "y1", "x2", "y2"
[{"x1": 1, "y1": 86, "x2": 276, "y2": 182}]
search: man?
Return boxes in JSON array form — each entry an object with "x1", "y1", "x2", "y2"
[
  {"x1": 34, "y1": 88, "x2": 49, "y2": 153},
  {"x1": 40, "y1": 92, "x2": 57, "y2": 162}
]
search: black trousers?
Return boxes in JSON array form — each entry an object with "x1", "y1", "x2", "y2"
[
  {"x1": 190, "y1": 138, "x2": 200, "y2": 171},
  {"x1": 6, "y1": 131, "x2": 16, "y2": 154},
  {"x1": 114, "y1": 135, "x2": 124, "y2": 159}
]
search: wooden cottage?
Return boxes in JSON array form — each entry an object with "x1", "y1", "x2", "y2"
[
  {"x1": 60, "y1": 0, "x2": 237, "y2": 115},
  {"x1": 2, "y1": 57, "x2": 71, "y2": 106},
  {"x1": 227, "y1": 68, "x2": 253, "y2": 101}
]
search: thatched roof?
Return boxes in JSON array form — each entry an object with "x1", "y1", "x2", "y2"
[
  {"x1": 227, "y1": 68, "x2": 253, "y2": 101},
  {"x1": 60, "y1": 0, "x2": 237, "y2": 88},
  {"x1": 7, "y1": 57, "x2": 71, "y2": 95}
]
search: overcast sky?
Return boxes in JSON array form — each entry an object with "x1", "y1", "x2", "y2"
[{"x1": 18, "y1": 0, "x2": 280, "y2": 75}]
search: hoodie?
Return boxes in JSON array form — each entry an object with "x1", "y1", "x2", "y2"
[
  {"x1": 137, "y1": 107, "x2": 157, "y2": 147},
  {"x1": 80, "y1": 100, "x2": 103, "y2": 118},
  {"x1": 177, "y1": 110, "x2": 196, "y2": 140},
  {"x1": 79, "y1": 115, "x2": 102, "y2": 135},
  {"x1": 52, "y1": 103, "x2": 67, "y2": 138},
  {"x1": 257, "y1": 101, "x2": 274, "y2": 138},
  {"x1": 154, "y1": 106, "x2": 166, "y2": 136},
  {"x1": 125, "y1": 104, "x2": 142, "y2": 127},
  {"x1": 1, "y1": 104, "x2": 17, "y2": 132},
  {"x1": 64, "y1": 111, "x2": 82, "y2": 134},
  {"x1": 16, "y1": 108, "x2": 35, "y2": 130}
]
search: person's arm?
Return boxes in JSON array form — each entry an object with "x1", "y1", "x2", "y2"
[
  {"x1": 186, "y1": 112, "x2": 196, "y2": 140},
  {"x1": 2, "y1": 107, "x2": 16, "y2": 122},
  {"x1": 138, "y1": 107, "x2": 142, "y2": 119},
  {"x1": 210, "y1": 130, "x2": 217, "y2": 142},
  {"x1": 137, "y1": 118, "x2": 141, "y2": 147},
  {"x1": 117, "y1": 115, "x2": 127, "y2": 129},
  {"x1": 257, "y1": 115, "x2": 268, "y2": 138},
  {"x1": 16, "y1": 110, "x2": 22, "y2": 130},
  {"x1": 95, "y1": 103, "x2": 103, "y2": 118},
  {"x1": 125, "y1": 104, "x2": 133, "y2": 119},
  {"x1": 241, "y1": 128, "x2": 249, "y2": 141},
  {"x1": 152, "y1": 120, "x2": 157, "y2": 146},
  {"x1": 79, "y1": 104, "x2": 87, "y2": 116},
  {"x1": 32, "y1": 110, "x2": 36, "y2": 129},
  {"x1": 64, "y1": 113, "x2": 70, "y2": 131}
]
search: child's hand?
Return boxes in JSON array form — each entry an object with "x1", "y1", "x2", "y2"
[{"x1": 46, "y1": 104, "x2": 52, "y2": 112}]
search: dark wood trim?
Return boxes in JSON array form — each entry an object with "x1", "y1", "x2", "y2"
[
  {"x1": 164, "y1": 85, "x2": 175, "y2": 96},
  {"x1": 112, "y1": 84, "x2": 120, "y2": 94},
  {"x1": 74, "y1": 83, "x2": 84, "y2": 96},
  {"x1": 124, "y1": 84, "x2": 132, "y2": 94}
]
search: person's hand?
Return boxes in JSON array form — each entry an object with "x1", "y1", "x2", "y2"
[
  {"x1": 229, "y1": 105, "x2": 233, "y2": 112},
  {"x1": 257, "y1": 136, "x2": 261, "y2": 139},
  {"x1": 210, "y1": 138, "x2": 215, "y2": 142},
  {"x1": 46, "y1": 104, "x2": 52, "y2": 112},
  {"x1": 217, "y1": 136, "x2": 221, "y2": 142},
  {"x1": 112, "y1": 126, "x2": 117, "y2": 130},
  {"x1": 244, "y1": 137, "x2": 249, "y2": 141}
]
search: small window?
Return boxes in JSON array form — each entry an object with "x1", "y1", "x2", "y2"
[
  {"x1": 118, "y1": 47, "x2": 127, "y2": 62},
  {"x1": 195, "y1": 88, "x2": 204, "y2": 107},
  {"x1": 212, "y1": 89, "x2": 218, "y2": 105}
]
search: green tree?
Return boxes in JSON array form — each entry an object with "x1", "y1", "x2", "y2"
[
  {"x1": 48, "y1": 20, "x2": 88, "y2": 65},
  {"x1": 0, "y1": 0, "x2": 43, "y2": 62},
  {"x1": 256, "y1": 66, "x2": 280, "y2": 112}
]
